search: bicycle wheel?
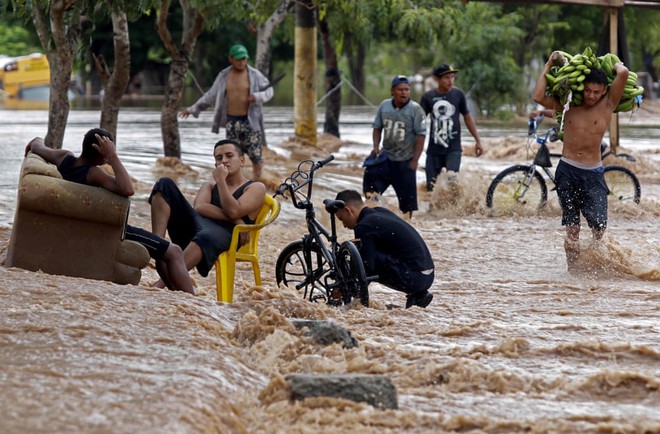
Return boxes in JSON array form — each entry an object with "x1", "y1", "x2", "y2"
[
  {"x1": 603, "y1": 166, "x2": 641, "y2": 204},
  {"x1": 337, "y1": 241, "x2": 369, "y2": 307},
  {"x1": 486, "y1": 165, "x2": 548, "y2": 213},
  {"x1": 275, "y1": 240, "x2": 332, "y2": 303}
]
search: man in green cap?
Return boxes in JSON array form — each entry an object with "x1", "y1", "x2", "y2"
[{"x1": 180, "y1": 44, "x2": 273, "y2": 180}]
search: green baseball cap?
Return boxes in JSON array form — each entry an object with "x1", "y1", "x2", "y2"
[{"x1": 229, "y1": 44, "x2": 249, "y2": 59}]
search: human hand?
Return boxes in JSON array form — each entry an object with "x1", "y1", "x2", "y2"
[
  {"x1": 613, "y1": 62, "x2": 628, "y2": 72},
  {"x1": 179, "y1": 109, "x2": 191, "y2": 118},
  {"x1": 248, "y1": 95, "x2": 256, "y2": 104},
  {"x1": 94, "y1": 134, "x2": 117, "y2": 160},
  {"x1": 474, "y1": 142, "x2": 484, "y2": 157},
  {"x1": 24, "y1": 137, "x2": 41, "y2": 157},
  {"x1": 213, "y1": 164, "x2": 229, "y2": 183},
  {"x1": 545, "y1": 51, "x2": 564, "y2": 69},
  {"x1": 238, "y1": 232, "x2": 250, "y2": 248}
]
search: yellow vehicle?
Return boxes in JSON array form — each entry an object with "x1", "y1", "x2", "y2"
[{"x1": 0, "y1": 53, "x2": 50, "y2": 100}]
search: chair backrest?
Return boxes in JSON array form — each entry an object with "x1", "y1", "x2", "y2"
[{"x1": 237, "y1": 194, "x2": 280, "y2": 256}]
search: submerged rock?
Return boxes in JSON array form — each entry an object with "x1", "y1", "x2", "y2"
[
  {"x1": 289, "y1": 318, "x2": 358, "y2": 349},
  {"x1": 285, "y1": 373, "x2": 398, "y2": 409}
]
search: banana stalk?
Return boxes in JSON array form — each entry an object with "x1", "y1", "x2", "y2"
[{"x1": 543, "y1": 46, "x2": 644, "y2": 114}]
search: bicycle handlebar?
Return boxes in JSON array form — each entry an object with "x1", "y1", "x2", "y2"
[
  {"x1": 318, "y1": 154, "x2": 335, "y2": 167},
  {"x1": 274, "y1": 155, "x2": 335, "y2": 207}
]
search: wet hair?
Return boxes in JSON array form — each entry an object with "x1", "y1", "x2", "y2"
[
  {"x1": 584, "y1": 68, "x2": 608, "y2": 86},
  {"x1": 81, "y1": 128, "x2": 113, "y2": 160},
  {"x1": 335, "y1": 189, "x2": 364, "y2": 206},
  {"x1": 214, "y1": 139, "x2": 244, "y2": 156}
]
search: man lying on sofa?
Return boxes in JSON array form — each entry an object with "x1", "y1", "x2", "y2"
[{"x1": 25, "y1": 129, "x2": 195, "y2": 295}]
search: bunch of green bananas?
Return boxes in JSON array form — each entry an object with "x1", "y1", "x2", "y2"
[{"x1": 544, "y1": 46, "x2": 644, "y2": 113}]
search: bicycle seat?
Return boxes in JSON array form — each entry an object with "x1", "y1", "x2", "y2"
[{"x1": 323, "y1": 199, "x2": 345, "y2": 214}]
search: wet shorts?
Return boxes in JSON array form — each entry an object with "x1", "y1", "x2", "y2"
[
  {"x1": 225, "y1": 115, "x2": 263, "y2": 165},
  {"x1": 148, "y1": 177, "x2": 234, "y2": 277},
  {"x1": 124, "y1": 225, "x2": 170, "y2": 260},
  {"x1": 555, "y1": 159, "x2": 608, "y2": 230},
  {"x1": 425, "y1": 151, "x2": 462, "y2": 191},
  {"x1": 363, "y1": 158, "x2": 418, "y2": 213}
]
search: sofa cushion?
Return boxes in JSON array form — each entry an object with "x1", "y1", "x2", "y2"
[{"x1": 22, "y1": 153, "x2": 63, "y2": 179}]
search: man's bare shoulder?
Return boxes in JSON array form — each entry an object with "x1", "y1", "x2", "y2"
[{"x1": 245, "y1": 180, "x2": 266, "y2": 196}]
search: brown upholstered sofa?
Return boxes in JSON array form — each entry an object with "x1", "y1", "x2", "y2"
[{"x1": 5, "y1": 153, "x2": 150, "y2": 285}]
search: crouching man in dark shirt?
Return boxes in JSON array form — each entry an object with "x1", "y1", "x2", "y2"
[{"x1": 334, "y1": 190, "x2": 435, "y2": 308}]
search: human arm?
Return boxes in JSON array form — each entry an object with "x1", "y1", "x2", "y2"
[
  {"x1": 608, "y1": 62, "x2": 629, "y2": 108},
  {"x1": 24, "y1": 137, "x2": 72, "y2": 165},
  {"x1": 354, "y1": 225, "x2": 377, "y2": 273},
  {"x1": 248, "y1": 69, "x2": 274, "y2": 104},
  {"x1": 463, "y1": 113, "x2": 483, "y2": 157},
  {"x1": 193, "y1": 183, "x2": 233, "y2": 221},
  {"x1": 194, "y1": 169, "x2": 266, "y2": 222},
  {"x1": 180, "y1": 71, "x2": 224, "y2": 118},
  {"x1": 371, "y1": 128, "x2": 382, "y2": 157},
  {"x1": 410, "y1": 134, "x2": 424, "y2": 171},
  {"x1": 85, "y1": 134, "x2": 135, "y2": 197},
  {"x1": 529, "y1": 109, "x2": 556, "y2": 119},
  {"x1": 532, "y1": 52, "x2": 563, "y2": 111}
]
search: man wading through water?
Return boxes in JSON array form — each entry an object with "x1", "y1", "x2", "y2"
[{"x1": 533, "y1": 51, "x2": 628, "y2": 271}]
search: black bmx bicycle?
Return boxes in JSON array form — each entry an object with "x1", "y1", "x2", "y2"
[
  {"x1": 486, "y1": 116, "x2": 641, "y2": 212},
  {"x1": 274, "y1": 155, "x2": 373, "y2": 307}
]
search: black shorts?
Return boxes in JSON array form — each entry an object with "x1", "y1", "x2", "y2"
[
  {"x1": 148, "y1": 178, "x2": 234, "y2": 277},
  {"x1": 555, "y1": 160, "x2": 608, "y2": 230},
  {"x1": 363, "y1": 159, "x2": 418, "y2": 213},
  {"x1": 425, "y1": 151, "x2": 462, "y2": 190},
  {"x1": 124, "y1": 225, "x2": 170, "y2": 260}
]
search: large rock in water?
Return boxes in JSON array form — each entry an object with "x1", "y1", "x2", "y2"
[
  {"x1": 289, "y1": 319, "x2": 358, "y2": 349},
  {"x1": 285, "y1": 374, "x2": 398, "y2": 410}
]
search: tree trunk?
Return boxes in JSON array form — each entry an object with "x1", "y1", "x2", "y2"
[
  {"x1": 255, "y1": 0, "x2": 295, "y2": 76},
  {"x1": 156, "y1": 0, "x2": 204, "y2": 158},
  {"x1": 31, "y1": 1, "x2": 81, "y2": 149},
  {"x1": 346, "y1": 34, "x2": 366, "y2": 106},
  {"x1": 318, "y1": 17, "x2": 340, "y2": 138},
  {"x1": 99, "y1": 10, "x2": 131, "y2": 143}
]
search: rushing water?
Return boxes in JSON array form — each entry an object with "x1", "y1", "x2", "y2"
[{"x1": 1, "y1": 105, "x2": 659, "y2": 433}]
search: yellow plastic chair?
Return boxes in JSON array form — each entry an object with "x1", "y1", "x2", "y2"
[{"x1": 215, "y1": 194, "x2": 280, "y2": 302}]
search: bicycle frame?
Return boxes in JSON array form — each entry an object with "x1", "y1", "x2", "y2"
[
  {"x1": 275, "y1": 155, "x2": 362, "y2": 303},
  {"x1": 301, "y1": 202, "x2": 354, "y2": 300},
  {"x1": 487, "y1": 115, "x2": 641, "y2": 210}
]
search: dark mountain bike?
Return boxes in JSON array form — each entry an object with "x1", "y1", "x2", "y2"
[
  {"x1": 274, "y1": 155, "x2": 374, "y2": 307},
  {"x1": 486, "y1": 116, "x2": 641, "y2": 213}
]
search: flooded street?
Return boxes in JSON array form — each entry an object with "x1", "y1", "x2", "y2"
[{"x1": 1, "y1": 105, "x2": 659, "y2": 433}]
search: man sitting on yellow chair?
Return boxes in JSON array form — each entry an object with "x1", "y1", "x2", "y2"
[{"x1": 149, "y1": 139, "x2": 266, "y2": 288}]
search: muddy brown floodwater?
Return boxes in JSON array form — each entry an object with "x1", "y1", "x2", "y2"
[{"x1": 1, "y1": 104, "x2": 659, "y2": 433}]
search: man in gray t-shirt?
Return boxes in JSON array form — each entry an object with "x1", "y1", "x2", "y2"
[{"x1": 365, "y1": 75, "x2": 426, "y2": 218}]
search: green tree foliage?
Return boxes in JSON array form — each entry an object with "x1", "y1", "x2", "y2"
[
  {"x1": 552, "y1": 5, "x2": 602, "y2": 55},
  {"x1": 624, "y1": 7, "x2": 660, "y2": 80},
  {"x1": 0, "y1": 24, "x2": 41, "y2": 55},
  {"x1": 442, "y1": 3, "x2": 524, "y2": 116}
]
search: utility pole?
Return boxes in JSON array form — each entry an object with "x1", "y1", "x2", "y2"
[
  {"x1": 607, "y1": 7, "x2": 620, "y2": 152},
  {"x1": 294, "y1": 0, "x2": 317, "y2": 143}
]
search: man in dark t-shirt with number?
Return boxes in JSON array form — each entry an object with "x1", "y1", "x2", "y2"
[{"x1": 366, "y1": 75, "x2": 426, "y2": 219}]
